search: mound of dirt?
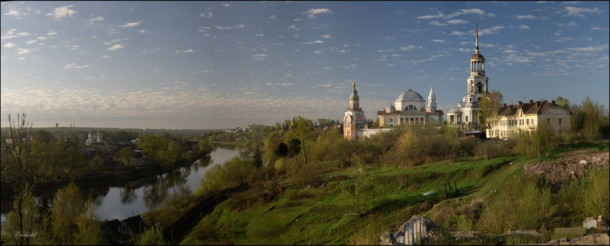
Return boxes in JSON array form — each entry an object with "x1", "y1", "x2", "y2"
[{"x1": 524, "y1": 150, "x2": 608, "y2": 189}]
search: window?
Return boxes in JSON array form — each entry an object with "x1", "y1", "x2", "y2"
[
  {"x1": 547, "y1": 118, "x2": 551, "y2": 125},
  {"x1": 558, "y1": 118, "x2": 562, "y2": 125},
  {"x1": 465, "y1": 116, "x2": 469, "y2": 122}
]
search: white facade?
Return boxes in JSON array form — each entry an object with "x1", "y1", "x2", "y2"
[
  {"x1": 377, "y1": 87, "x2": 443, "y2": 128},
  {"x1": 486, "y1": 100, "x2": 572, "y2": 139},
  {"x1": 447, "y1": 27, "x2": 488, "y2": 134}
]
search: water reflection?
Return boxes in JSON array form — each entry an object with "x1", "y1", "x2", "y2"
[{"x1": 0, "y1": 147, "x2": 239, "y2": 223}]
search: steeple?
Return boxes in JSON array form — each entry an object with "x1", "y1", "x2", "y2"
[
  {"x1": 475, "y1": 24, "x2": 479, "y2": 54},
  {"x1": 426, "y1": 88, "x2": 437, "y2": 112},
  {"x1": 349, "y1": 80, "x2": 360, "y2": 110}
]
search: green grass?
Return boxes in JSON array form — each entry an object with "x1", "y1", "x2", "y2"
[{"x1": 180, "y1": 144, "x2": 609, "y2": 245}]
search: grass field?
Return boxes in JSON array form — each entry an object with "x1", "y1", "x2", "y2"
[{"x1": 180, "y1": 142, "x2": 609, "y2": 245}]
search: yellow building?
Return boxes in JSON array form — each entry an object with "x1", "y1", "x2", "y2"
[{"x1": 486, "y1": 100, "x2": 571, "y2": 139}]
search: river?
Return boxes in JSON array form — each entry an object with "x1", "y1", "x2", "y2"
[{"x1": 0, "y1": 146, "x2": 239, "y2": 227}]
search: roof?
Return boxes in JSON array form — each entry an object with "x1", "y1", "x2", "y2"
[
  {"x1": 471, "y1": 53, "x2": 485, "y2": 60},
  {"x1": 496, "y1": 100, "x2": 571, "y2": 117},
  {"x1": 448, "y1": 107, "x2": 462, "y2": 114},
  {"x1": 395, "y1": 87, "x2": 425, "y2": 102}
]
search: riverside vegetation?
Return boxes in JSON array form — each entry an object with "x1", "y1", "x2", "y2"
[
  {"x1": 177, "y1": 98, "x2": 608, "y2": 245},
  {"x1": 1, "y1": 96, "x2": 608, "y2": 245}
]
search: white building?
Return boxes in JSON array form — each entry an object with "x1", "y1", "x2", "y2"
[
  {"x1": 446, "y1": 27, "x2": 488, "y2": 135},
  {"x1": 377, "y1": 87, "x2": 443, "y2": 127},
  {"x1": 486, "y1": 100, "x2": 572, "y2": 139}
]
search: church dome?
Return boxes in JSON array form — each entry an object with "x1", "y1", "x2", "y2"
[
  {"x1": 448, "y1": 107, "x2": 462, "y2": 114},
  {"x1": 396, "y1": 87, "x2": 425, "y2": 102},
  {"x1": 471, "y1": 53, "x2": 485, "y2": 60}
]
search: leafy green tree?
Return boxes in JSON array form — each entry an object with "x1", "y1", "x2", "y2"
[
  {"x1": 138, "y1": 226, "x2": 166, "y2": 245},
  {"x1": 479, "y1": 90, "x2": 503, "y2": 132},
  {"x1": 52, "y1": 182, "x2": 84, "y2": 244},
  {"x1": 3, "y1": 185, "x2": 37, "y2": 245},
  {"x1": 253, "y1": 144, "x2": 263, "y2": 168},
  {"x1": 74, "y1": 199, "x2": 102, "y2": 245},
  {"x1": 198, "y1": 138, "x2": 213, "y2": 155},
  {"x1": 2, "y1": 113, "x2": 42, "y2": 246},
  {"x1": 119, "y1": 146, "x2": 135, "y2": 167},
  {"x1": 573, "y1": 97, "x2": 608, "y2": 141},
  {"x1": 555, "y1": 96, "x2": 571, "y2": 110}
]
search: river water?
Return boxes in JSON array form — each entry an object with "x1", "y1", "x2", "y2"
[{"x1": 0, "y1": 146, "x2": 239, "y2": 226}]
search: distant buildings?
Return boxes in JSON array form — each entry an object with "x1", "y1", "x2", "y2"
[
  {"x1": 343, "y1": 26, "x2": 571, "y2": 140},
  {"x1": 486, "y1": 100, "x2": 571, "y2": 139},
  {"x1": 343, "y1": 82, "x2": 442, "y2": 141}
]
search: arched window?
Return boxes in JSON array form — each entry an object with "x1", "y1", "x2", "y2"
[{"x1": 477, "y1": 82, "x2": 482, "y2": 93}]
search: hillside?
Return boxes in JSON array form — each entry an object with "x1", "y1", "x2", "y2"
[{"x1": 180, "y1": 143, "x2": 609, "y2": 245}]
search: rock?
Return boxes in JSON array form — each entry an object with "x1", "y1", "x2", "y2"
[
  {"x1": 423, "y1": 190, "x2": 436, "y2": 196},
  {"x1": 380, "y1": 231, "x2": 394, "y2": 245},
  {"x1": 583, "y1": 217, "x2": 598, "y2": 230},
  {"x1": 579, "y1": 160, "x2": 587, "y2": 165}
]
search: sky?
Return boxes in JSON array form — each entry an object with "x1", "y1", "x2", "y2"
[{"x1": 1, "y1": 1, "x2": 608, "y2": 129}]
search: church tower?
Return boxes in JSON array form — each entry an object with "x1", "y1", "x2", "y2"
[
  {"x1": 426, "y1": 88, "x2": 436, "y2": 112},
  {"x1": 343, "y1": 81, "x2": 367, "y2": 140},
  {"x1": 459, "y1": 26, "x2": 489, "y2": 128},
  {"x1": 467, "y1": 25, "x2": 489, "y2": 104}
]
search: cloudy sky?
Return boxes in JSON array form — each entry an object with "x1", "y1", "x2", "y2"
[{"x1": 1, "y1": 1, "x2": 608, "y2": 129}]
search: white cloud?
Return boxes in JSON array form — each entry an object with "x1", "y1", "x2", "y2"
[
  {"x1": 519, "y1": 25, "x2": 530, "y2": 29},
  {"x1": 255, "y1": 33, "x2": 264, "y2": 37},
  {"x1": 101, "y1": 55, "x2": 110, "y2": 58},
  {"x1": 121, "y1": 21, "x2": 142, "y2": 28},
  {"x1": 3, "y1": 42, "x2": 16, "y2": 48},
  {"x1": 516, "y1": 14, "x2": 536, "y2": 20},
  {"x1": 479, "y1": 25, "x2": 504, "y2": 36},
  {"x1": 302, "y1": 40, "x2": 324, "y2": 45},
  {"x1": 564, "y1": 6, "x2": 601, "y2": 17},
  {"x1": 5, "y1": 9, "x2": 21, "y2": 17},
  {"x1": 429, "y1": 21, "x2": 447, "y2": 27},
  {"x1": 569, "y1": 44, "x2": 609, "y2": 52},
  {"x1": 591, "y1": 26, "x2": 608, "y2": 31},
  {"x1": 400, "y1": 45, "x2": 422, "y2": 51},
  {"x1": 64, "y1": 63, "x2": 89, "y2": 69},
  {"x1": 234, "y1": 24, "x2": 245, "y2": 29},
  {"x1": 199, "y1": 11, "x2": 213, "y2": 18},
  {"x1": 287, "y1": 25, "x2": 298, "y2": 30},
  {"x1": 416, "y1": 11, "x2": 444, "y2": 20},
  {"x1": 48, "y1": 5, "x2": 76, "y2": 20},
  {"x1": 221, "y1": 2, "x2": 230, "y2": 7},
  {"x1": 269, "y1": 15, "x2": 276, "y2": 21},
  {"x1": 321, "y1": 34, "x2": 332, "y2": 39},
  {"x1": 252, "y1": 53, "x2": 267, "y2": 60},
  {"x1": 88, "y1": 16, "x2": 104, "y2": 24},
  {"x1": 17, "y1": 48, "x2": 30, "y2": 55},
  {"x1": 448, "y1": 19, "x2": 468, "y2": 25},
  {"x1": 107, "y1": 44, "x2": 124, "y2": 51},
  {"x1": 139, "y1": 29, "x2": 147, "y2": 33},
  {"x1": 215, "y1": 25, "x2": 232, "y2": 30},
  {"x1": 306, "y1": 8, "x2": 332, "y2": 18},
  {"x1": 432, "y1": 39, "x2": 445, "y2": 43},
  {"x1": 450, "y1": 30, "x2": 467, "y2": 36},
  {"x1": 37, "y1": 36, "x2": 47, "y2": 40},
  {"x1": 47, "y1": 31, "x2": 57, "y2": 36},
  {"x1": 25, "y1": 40, "x2": 37, "y2": 45},
  {"x1": 175, "y1": 49, "x2": 194, "y2": 54},
  {"x1": 446, "y1": 8, "x2": 485, "y2": 19}
]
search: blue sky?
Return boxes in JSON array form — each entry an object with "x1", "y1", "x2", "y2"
[{"x1": 1, "y1": 1, "x2": 608, "y2": 129}]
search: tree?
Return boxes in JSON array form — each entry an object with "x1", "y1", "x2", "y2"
[
  {"x1": 198, "y1": 138, "x2": 213, "y2": 155},
  {"x1": 3, "y1": 185, "x2": 37, "y2": 245},
  {"x1": 74, "y1": 199, "x2": 102, "y2": 245},
  {"x1": 479, "y1": 90, "x2": 504, "y2": 132},
  {"x1": 52, "y1": 182, "x2": 84, "y2": 244},
  {"x1": 2, "y1": 113, "x2": 40, "y2": 246},
  {"x1": 119, "y1": 146, "x2": 135, "y2": 167},
  {"x1": 138, "y1": 226, "x2": 166, "y2": 245},
  {"x1": 555, "y1": 96, "x2": 571, "y2": 110},
  {"x1": 253, "y1": 144, "x2": 263, "y2": 168}
]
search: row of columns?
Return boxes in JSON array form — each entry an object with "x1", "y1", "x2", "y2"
[{"x1": 470, "y1": 60, "x2": 484, "y2": 72}]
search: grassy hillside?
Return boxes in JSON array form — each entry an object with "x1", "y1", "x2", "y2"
[{"x1": 180, "y1": 142, "x2": 609, "y2": 245}]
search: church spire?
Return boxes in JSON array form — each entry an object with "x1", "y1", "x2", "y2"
[
  {"x1": 475, "y1": 24, "x2": 479, "y2": 54},
  {"x1": 426, "y1": 88, "x2": 437, "y2": 112}
]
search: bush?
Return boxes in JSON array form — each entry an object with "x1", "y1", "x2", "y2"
[{"x1": 475, "y1": 139, "x2": 511, "y2": 159}]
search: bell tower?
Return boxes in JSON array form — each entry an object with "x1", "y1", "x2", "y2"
[{"x1": 467, "y1": 25, "x2": 489, "y2": 104}]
